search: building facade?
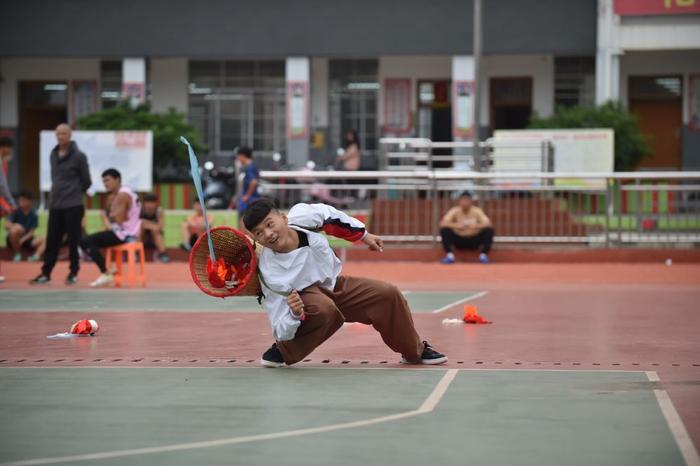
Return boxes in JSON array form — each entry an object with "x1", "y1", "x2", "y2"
[{"x1": 1, "y1": 0, "x2": 699, "y2": 193}]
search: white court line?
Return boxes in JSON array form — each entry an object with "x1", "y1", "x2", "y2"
[
  {"x1": 0, "y1": 366, "x2": 648, "y2": 373},
  {"x1": 645, "y1": 371, "x2": 700, "y2": 466},
  {"x1": 0, "y1": 369, "x2": 458, "y2": 466},
  {"x1": 401, "y1": 290, "x2": 412, "y2": 295},
  {"x1": 431, "y1": 291, "x2": 488, "y2": 314}
]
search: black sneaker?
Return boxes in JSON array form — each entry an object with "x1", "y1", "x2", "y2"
[
  {"x1": 260, "y1": 343, "x2": 285, "y2": 368},
  {"x1": 401, "y1": 340, "x2": 448, "y2": 365},
  {"x1": 30, "y1": 274, "x2": 50, "y2": 285},
  {"x1": 65, "y1": 274, "x2": 78, "y2": 285},
  {"x1": 419, "y1": 341, "x2": 448, "y2": 365}
]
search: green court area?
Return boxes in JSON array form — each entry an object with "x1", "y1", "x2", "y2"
[
  {"x1": 577, "y1": 214, "x2": 700, "y2": 231},
  {"x1": 0, "y1": 210, "x2": 238, "y2": 249},
  {"x1": 0, "y1": 290, "x2": 480, "y2": 313},
  {"x1": 0, "y1": 210, "x2": 355, "y2": 249},
  {"x1": 0, "y1": 368, "x2": 684, "y2": 466}
]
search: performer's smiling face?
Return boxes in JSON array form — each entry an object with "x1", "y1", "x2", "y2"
[{"x1": 250, "y1": 210, "x2": 291, "y2": 252}]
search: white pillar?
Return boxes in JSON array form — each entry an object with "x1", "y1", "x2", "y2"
[
  {"x1": 452, "y1": 56, "x2": 476, "y2": 170},
  {"x1": 150, "y1": 58, "x2": 188, "y2": 114},
  {"x1": 286, "y1": 57, "x2": 310, "y2": 168},
  {"x1": 596, "y1": 0, "x2": 621, "y2": 104},
  {"x1": 122, "y1": 58, "x2": 146, "y2": 106}
]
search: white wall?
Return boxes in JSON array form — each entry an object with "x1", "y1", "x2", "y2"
[
  {"x1": 480, "y1": 54, "x2": 555, "y2": 126},
  {"x1": 378, "y1": 55, "x2": 451, "y2": 126},
  {"x1": 150, "y1": 58, "x2": 188, "y2": 114},
  {"x1": 619, "y1": 15, "x2": 700, "y2": 51},
  {"x1": 376, "y1": 54, "x2": 553, "y2": 130},
  {"x1": 0, "y1": 58, "x2": 100, "y2": 127},
  {"x1": 620, "y1": 50, "x2": 700, "y2": 124}
]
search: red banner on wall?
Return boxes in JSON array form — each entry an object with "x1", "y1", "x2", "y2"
[{"x1": 614, "y1": 0, "x2": 700, "y2": 16}]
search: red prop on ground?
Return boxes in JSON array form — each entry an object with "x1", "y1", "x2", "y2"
[
  {"x1": 70, "y1": 319, "x2": 99, "y2": 335},
  {"x1": 463, "y1": 305, "x2": 491, "y2": 324}
]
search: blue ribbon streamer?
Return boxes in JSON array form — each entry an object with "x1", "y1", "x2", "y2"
[{"x1": 180, "y1": 136, "x2": 215, "y2": 261}]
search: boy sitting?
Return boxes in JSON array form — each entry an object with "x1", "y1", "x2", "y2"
[
  {"x1": 242, "y1": 198, "x2": 447, "y2": 367},
  {"x1": 180, "y1": 199, "x2": 213, "y2": 252},
  {"x1": 140, "y1": 193, "x2": 170, "y2": 263},
  {"x1": 6, "y1": 191, "x2": 45, "y2": 262}
]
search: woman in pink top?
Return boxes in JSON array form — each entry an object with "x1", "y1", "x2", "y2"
[{"x1": 81, "y1": 168, "x2": 142, "y2": 287}]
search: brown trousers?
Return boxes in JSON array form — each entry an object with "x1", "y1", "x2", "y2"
[{"x1": 276, "y1": 276, "x2": 424, "y2": 365}]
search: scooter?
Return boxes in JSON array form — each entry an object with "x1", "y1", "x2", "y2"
[{"x1": 201, "y1": 161, "x2": 237, "y2": 209}]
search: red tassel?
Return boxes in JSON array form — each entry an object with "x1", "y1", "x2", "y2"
[{"x1": 206, "y1": 257, "x2": 237, "y2": 289}]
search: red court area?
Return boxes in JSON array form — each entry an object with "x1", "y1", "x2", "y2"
[{"x1": 1, "y1": 260, "x2": 699, "y2": 447}]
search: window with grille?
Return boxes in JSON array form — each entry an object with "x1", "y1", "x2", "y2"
[{"x1": 554, "y1": 57, "x2": 595, "y2": 108}]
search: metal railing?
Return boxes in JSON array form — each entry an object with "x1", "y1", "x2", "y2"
[
  {"x1": 258, "y1": 170, "x2": 700, "y2": 247},
  {"x1": 378, "y1": 137, "x2": 554, "y2": 173}
]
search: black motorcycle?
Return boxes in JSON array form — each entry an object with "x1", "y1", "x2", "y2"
[{"x1": 201, "y1": 161, "x2": 237, "y2": 209}]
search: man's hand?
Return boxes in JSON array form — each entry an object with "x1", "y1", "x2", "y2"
[
  {"x1": 362, "y1": 233, "x2": 384, "y2": 252},
  {"x1": 287, "y1": 290, "x2": 305, "y2": 318}
]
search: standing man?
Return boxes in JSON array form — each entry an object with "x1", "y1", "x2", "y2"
[
  {"x1": 80, "y1": 168, "x2": 141, "y2": 287},
  {"x1": 439, "y1": 191, "x2": 494, "y2": 264},
  {"x1": 0, "y1": 137, "x2": 18, "y2": 284},
  {"x1": 31, "y1": 124, "x2": 91, "y2": 285},
  {"x1": 235, "y1": 146, "x2": 260, "y2": 222}
]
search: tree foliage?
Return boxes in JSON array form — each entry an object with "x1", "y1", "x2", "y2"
[
  {"x1": 77, "y1": 103, "x2": 206, "y2": 169},
  {"x1": 528, "y1": 101, "x2": 651, "y2": 171}
]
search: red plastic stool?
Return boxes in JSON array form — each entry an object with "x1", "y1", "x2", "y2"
[{"x1": 105, "y1": 241, "x2": 147, "y2": 287}]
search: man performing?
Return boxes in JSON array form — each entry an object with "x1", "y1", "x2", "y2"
[
  {"x1": 439, "y1": 191, "x2": 494, "y2": 264},
  {"x1": 242, "y1": 198, "x2": 447, "y2": 368}
]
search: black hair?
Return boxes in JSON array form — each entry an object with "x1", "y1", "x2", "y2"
[
  {"x1": 343, "y1": 130, "x2": 359, "y2": 149},
  {"x1": 243, "y1": 198, "x2": 277, "y2": 231},
  {"x1": 143, "y1": 193, "x2": 159, "y2": 203},
  {"x1": 459, "y1": 190, "x2": 473, "y2": 199},
  {"x1": 101, "y1": 168, "x2": 121, "y2": 180},
  {"x1": 17, "y1": 190, "x2": 33, "y2": 200},
  {"x1": 0, "y1": 137, "x2": 14, "y2": 148},
  {"x1": 236, "y1": 146, "x2": 253, "y2": 159}
]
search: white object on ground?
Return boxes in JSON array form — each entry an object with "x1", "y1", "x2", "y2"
[
  {"x1": 442, "y1": 318, "x2": 464, "y2": 325},
  {"x1": 46, "y1": 333, "x2": 94, "y2": 340},
  {"x1": 665, "y1": 258, "x2": 673, "y2": 266}
]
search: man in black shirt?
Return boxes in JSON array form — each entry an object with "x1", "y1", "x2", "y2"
[{"x1": 31, "y1": 124, "x2": 91, "y2": 285}]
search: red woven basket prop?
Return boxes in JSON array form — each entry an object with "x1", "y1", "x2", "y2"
[{"x1": 188, "y1": 226, "x2": 262, "y2": 298}]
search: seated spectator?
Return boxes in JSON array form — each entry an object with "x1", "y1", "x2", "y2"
[
  {"x1": 180, "y1": 199, "x2": 213, "y2": 252},
  {"x1": 140, "y1": 193, "x2": 170, "y2": 263},
  {"x1": 5, "y1": 191, "x2": 45, "y2": 262},
  {"x1": 80, "y1": 168, "x2": 142, "y2": 287},
  {"x1": 99, "y1": 192, "x2": 116, "y2": 231},
  {"x1": 439, "y1": 191, "x2": 494, "y2": 264}
]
